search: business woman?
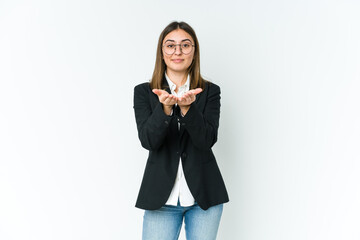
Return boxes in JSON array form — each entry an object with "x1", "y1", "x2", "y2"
[{"x1": 133, "y1": 21, "x2": 229, "y2": 240}]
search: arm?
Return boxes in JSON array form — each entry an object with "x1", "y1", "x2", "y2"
[
  {"x1": 179, "y1": 83, "x2": 221, "y2": 150},
  {"x1": 133, "y1": 84, "x2": 173, "y2": 151}
]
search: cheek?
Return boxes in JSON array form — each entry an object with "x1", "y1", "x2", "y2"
[
  {"x1": 187, "y1": 55, "x2": 194, "y2": 64},
  {"x1": 189, "y1": 52, "x2": 195, "y2": 61},
  {"x1": 162, "y1": 55, "x2": 170, "y2": 64}
]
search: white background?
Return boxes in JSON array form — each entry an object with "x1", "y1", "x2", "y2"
[{"x1": 1, "y1": 0, "x2": 360, "y2": 239}]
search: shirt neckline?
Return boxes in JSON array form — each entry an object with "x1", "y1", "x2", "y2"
[{"x1": 165, "y1": 72, "x2": 190, "y2": 93}]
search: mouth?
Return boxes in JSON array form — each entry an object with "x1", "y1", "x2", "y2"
[{"x1": 172, "y1": 59, "x2": 184, "y2": 63}]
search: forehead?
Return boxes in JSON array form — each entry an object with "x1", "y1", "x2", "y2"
[{"x1": 163, "y1": 29, "x2": 194, "y2": 43}]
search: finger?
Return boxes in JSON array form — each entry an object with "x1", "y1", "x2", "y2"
[
  {"x1": 152, "y1": 89, "x2": 161, "y2": 96},
  {"x1": 191, "y1": 88, "x2": 203, "y2": 95},
  {"x1": 169, "y1": 95, "x2": 177, "y2": 104},
  {"x1": 188, "y1": 94, "x2": 195, "y2": 103},
  {"x1": 165, "y1": 94, "x2": 178, "y2": 105},
  {"x1": 163, "y1": 95, "x2": 175, "y2": 105},
  {"x1": 159, "y1": 93, "x2": 170, "y2": 102},
  {"x1": 152, "y1": 89, "x2": 168, "y2": 96},
  {"x1": 177, "y1": 96, "x2": 185, "y2": 102},
  {"x1": 179, "y1": 94, "x2": 191, "y2": 105},
  {"x1": 163, "y1": 98, "x2": 171, "y2": 105},
  {"x1": 182, "y1": 92, "x2": 194, "y2": 102},
  {"x1": 184, "y1": 92, "x2": 196, "y2": 104}
]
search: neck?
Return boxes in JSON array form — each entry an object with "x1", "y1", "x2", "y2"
[{"x1": 166, "y1": 70, "x2": 187, "y2": 89}]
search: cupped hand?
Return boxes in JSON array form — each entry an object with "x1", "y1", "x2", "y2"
[
  {"x1": 177, "y1": 88, "x2": 203, "y2": 107},
  {"x1": 152, "y1": 89, "x2": 177, "y2": 107}
]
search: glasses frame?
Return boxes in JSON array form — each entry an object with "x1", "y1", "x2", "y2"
[{"x1": 162, "y1": 42, "x2": 195, "y2": 55}]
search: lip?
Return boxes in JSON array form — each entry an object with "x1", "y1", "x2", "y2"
[{"x1": 172, "y1": 59, "x2": 184, "y2": 63}]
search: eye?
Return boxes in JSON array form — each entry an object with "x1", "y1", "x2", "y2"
[{"x1": 166, "y1": 44, "x2": 174, "y2": 48}]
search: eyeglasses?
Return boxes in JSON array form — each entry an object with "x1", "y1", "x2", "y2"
[{"x1": 162, "y1": 41, "x2": 195, "y2": 55}]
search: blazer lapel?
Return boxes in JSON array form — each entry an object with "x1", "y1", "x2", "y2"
[
  {"x1": 161, "y1": 76, "x2": 171, "y2": 94},
  {"x1": 178, "y1": 84, "x2": 207, "y2": 138}
]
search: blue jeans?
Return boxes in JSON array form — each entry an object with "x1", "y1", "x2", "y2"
[{"x1": 142, "y1": 201, "x2": 223, "y2": 240}]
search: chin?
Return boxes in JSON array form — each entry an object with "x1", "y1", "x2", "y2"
[
  {"x1": 170, "y1": 65, "x2": 190, "y2": 72},
  {"x1": 171, "y1": 69, "x2": 188, "y2": 74}
]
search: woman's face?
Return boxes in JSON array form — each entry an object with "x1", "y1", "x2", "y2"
[{"x1": 162, "y1": 29, "x2": 195, "y2": 75}]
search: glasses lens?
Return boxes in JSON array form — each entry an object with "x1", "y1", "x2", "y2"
[
  {"x1": 164, "y1": 43, "x2": 175, "y2": 55},
  {"x1": 181, "y1": 42, "x2": 193, "y2": 54}
]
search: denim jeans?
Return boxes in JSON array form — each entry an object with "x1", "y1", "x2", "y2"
[{"x1": 142, "y1": 201, "x2": 223, "y2": 240}]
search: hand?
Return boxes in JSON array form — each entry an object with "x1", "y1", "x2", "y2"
[
  {"x1": 152, "y1": 89, "x2": 177, "y2": 115},
  {"x1": 177, "y1": 88, "x2": 203, "y2": 116},
  {"x1": 177, "y1": 88, "x2": 202, "y2": 107}
]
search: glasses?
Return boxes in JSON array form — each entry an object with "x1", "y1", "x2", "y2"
[{"x1": 162, "y1": 41, "x2": 195, "y2": 55}]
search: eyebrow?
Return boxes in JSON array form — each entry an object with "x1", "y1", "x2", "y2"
[{"x1": 164, "y1": 38, "x2": 192, "y2": 43}]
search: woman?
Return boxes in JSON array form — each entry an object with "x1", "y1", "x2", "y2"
[{"x1": 133, "y1": 21, "x2": 229, "y2": 240}]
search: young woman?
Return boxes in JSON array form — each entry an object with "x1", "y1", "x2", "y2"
[{"x1": 133, "y1": 21, "x2": 229, "y2": 240}]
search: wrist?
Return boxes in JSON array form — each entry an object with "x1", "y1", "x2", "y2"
[
  {"x1": 163, "y1": 104, "x2": 173, "y2": 115},
  {"x1": 179, "y1": 105, "x2": 190, "y2": 116}
]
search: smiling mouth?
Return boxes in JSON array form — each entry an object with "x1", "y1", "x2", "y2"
[{"x1": 172, "y1": 59, "x2": 184, "y2": 63}]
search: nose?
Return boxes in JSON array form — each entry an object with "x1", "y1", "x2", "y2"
[{"x1": 174, "y1": 45, "x2": 182, "y2": 55}]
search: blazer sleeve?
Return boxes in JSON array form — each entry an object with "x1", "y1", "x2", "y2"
[
  {"x1": 133, "y1": 83, "x2": 172, "y2": 151},
  {"x1": 179, "y1": 83, "x2": 221, "y2": 150}
]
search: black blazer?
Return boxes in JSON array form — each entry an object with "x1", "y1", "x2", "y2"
[{"x1": 133, "y1": 79, "x2": 229, "y2": 210}]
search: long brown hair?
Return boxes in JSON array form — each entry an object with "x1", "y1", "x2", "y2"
[{"x1": 150, "y1": 21, "x2": 207, "y2": 90}]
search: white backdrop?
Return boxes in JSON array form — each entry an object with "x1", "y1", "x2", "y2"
[{"x1": 1, "y1": 0, "x2": 360, "y2": 239}]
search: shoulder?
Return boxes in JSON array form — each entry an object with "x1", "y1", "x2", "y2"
[
  {"x1": 134, "y1": 82, "x2": 151, "y2": 90},
  {"x1": 134, "y1": 82, "x2": 151, "y2": 94},
  {"x1": 204, "y1": 81, "x2": 221, "y2": 94}
]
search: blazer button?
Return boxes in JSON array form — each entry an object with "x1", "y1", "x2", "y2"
[
  {"x1": 181, "y1": 152, "x2": 187, "y2": 158},
  {"x1": 164, "y1": 120, "x2": 169, "y2": 124}
]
